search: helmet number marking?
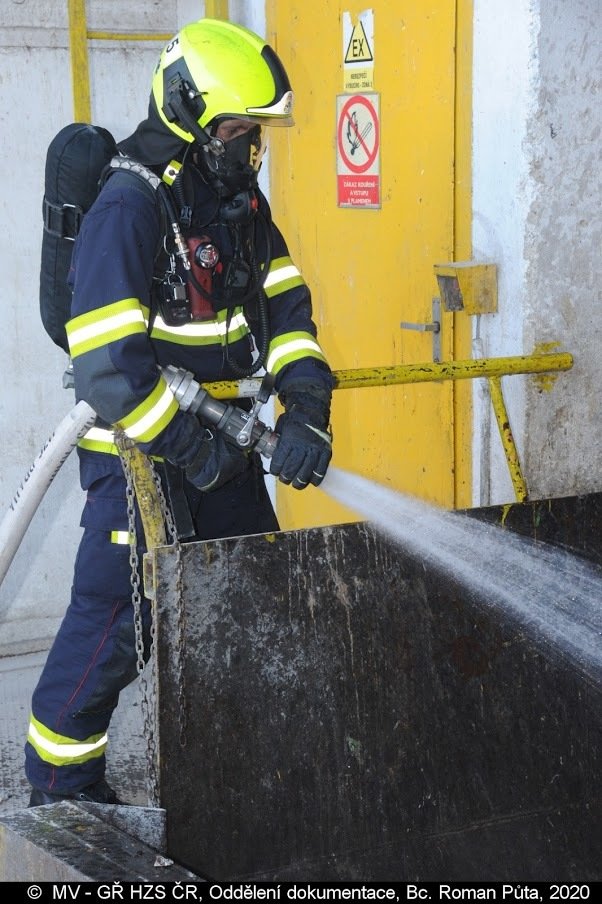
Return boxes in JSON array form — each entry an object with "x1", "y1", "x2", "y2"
[{"x1": 164, "y1": 36, "x2": 180, "y2": 59}]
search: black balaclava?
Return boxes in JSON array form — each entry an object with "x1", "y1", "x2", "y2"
[{"x1": 117, "y1": 97, "x2": 186, "y2": 168}]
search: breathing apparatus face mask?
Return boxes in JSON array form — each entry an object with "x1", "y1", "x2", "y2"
[{"x1": 196, "y1": 121, "x2": 267, "y2": 197}]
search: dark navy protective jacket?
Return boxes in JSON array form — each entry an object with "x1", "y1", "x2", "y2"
[{"x1": 65, "y1": 163, "x2": 332, "y2": 489}]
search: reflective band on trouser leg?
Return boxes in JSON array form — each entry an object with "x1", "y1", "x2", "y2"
[
  {"x1": 111, "y1": 530, "x2": 134, "y2": 545},
  {"x1": 27, "y1": 713, "x2": 107, "y2": 767},
  {"x1": 24, "y1": 502, "x2": 146, "y2": 793}
]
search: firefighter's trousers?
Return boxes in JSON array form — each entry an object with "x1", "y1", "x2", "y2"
[{"x1": 25, "y1": 456, "x2": 279, "y2": 795}]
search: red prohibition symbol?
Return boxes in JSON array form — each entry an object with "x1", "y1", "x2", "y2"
[{"x1": 338, "y1": 94, "x2": 380, "y2": 174}]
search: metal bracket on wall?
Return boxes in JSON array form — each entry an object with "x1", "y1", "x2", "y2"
[{"x1": 400, "y1": 298, "x2": 442, "y2": 362}]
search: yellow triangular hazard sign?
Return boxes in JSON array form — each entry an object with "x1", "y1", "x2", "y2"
[{"x1": 344, "y1": 20, "x2": 373, "y2": 64}]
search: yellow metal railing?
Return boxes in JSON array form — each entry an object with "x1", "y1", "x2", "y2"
[
  {"x1": 202, "y1": 352, "x2": 573, "y2": 505},
  {"x1": 67, "y1": 1, "x2": 228, "y2": 122},
  {"x1": 487, "y1": 375, "x2": 528, "y2": 502},
  {"x1": 107, "y1": 351, "x2": 572, "y2": 547}
]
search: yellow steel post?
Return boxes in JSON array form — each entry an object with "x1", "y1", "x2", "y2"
[
  {"x1": 453, "y1": 0, "x2": 475, "y2": 509},
  {"x1": 488, "y1": 376, "x2": 529, "y2": 503},
  {"x1": 205, "y1": 1, "x2": 229, "y2": 18},
  {"x1": 67, "y1": 0, "x2": 91, "y2": 122},
  {"x1": 67, "y1": 1, "x2": 194, "y2": 123}
]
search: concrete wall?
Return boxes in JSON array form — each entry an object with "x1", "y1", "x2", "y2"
[
  {"x1": 0, "y1": 0, "x2": 600, "y2": 652},
  {"x1": 472, "y1": 0, "x2": 601, "y2": 504}
]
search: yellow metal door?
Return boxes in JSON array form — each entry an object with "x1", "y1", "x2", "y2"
[{"x1": 267, "y1": 1, "x2": 472, "y2": 529}]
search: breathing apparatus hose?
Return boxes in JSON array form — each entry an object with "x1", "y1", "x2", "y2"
[
  {"x1": 0, "y1": 400, "x2": 97, "y2": 590},
  {"x1": 224, "y1": 209, "x2": 273, "y2": 378}
]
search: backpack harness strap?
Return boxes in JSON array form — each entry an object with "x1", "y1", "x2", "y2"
[{"x1": 42, "y1": 198, "x2": 84, "y2": 241}]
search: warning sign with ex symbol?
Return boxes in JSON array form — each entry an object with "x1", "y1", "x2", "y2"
[{"x1": 336, "y1": 92, "x2": 381, "y2": 208}]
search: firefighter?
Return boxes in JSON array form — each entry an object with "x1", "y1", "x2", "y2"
[{"x1": 25, "y1": 18, "x2": 334, "y2": 806}]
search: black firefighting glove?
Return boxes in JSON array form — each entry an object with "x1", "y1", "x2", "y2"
[
  {"x1": 184, "y1": 426, "x2": 249, "y2": 493},
  {"x1": 270, "y1": 382, "x2": 333, "y2": 490}
]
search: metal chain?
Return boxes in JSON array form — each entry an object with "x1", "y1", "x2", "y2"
[
  {"x1": 116, "y1": 429, "x2": 191, "y2": 807},
  {"x1": 116, "y1": 433, "x2": 161, "y2": 807}
]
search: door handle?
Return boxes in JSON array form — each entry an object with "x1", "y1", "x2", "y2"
[{"x1": 400, "y1": 298, "x2": 441, "y2": 362}]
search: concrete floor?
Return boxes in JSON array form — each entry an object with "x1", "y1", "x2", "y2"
[{"x1": 0, "y1": 648, "x2": 151, "y2": 817}]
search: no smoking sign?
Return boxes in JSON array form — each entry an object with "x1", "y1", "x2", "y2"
[{"x1": 336, "y1": 92, "x2": 380, "y2": 208}]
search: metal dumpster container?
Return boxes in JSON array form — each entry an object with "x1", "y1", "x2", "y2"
[{"x1": 150, "y1": 492, "x2": 602, "y2": 881}]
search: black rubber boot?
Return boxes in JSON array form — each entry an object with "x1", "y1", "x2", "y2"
[{"x1": 28, "y1": 778, "x2": 124, "y2": 807}]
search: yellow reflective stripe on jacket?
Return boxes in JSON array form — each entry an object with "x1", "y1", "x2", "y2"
[
  {"x1": 116, "y1": 377, "x2": 179, "y2": 443},
  {"x1": 66, "y1": 298, "x2": 147, "y2": 359},
  {"x1": 150, "y1": 308, "x2": 249, "y2": 346},
  {"x1": 266, "y1": 331, "x2": 328, "y2": 375},
  {"x1": 77, "y1": 427, "x2": 164, "y2": 460},
  {"x1": 262, "y1": 256, "x2": 305, "y2": 298},
  {"x1": 78, "y1": 426, "x2": 120, "y2": 455},
  {"x1": 27, "y1": 713, "x2": 107, "y2": 766}
]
